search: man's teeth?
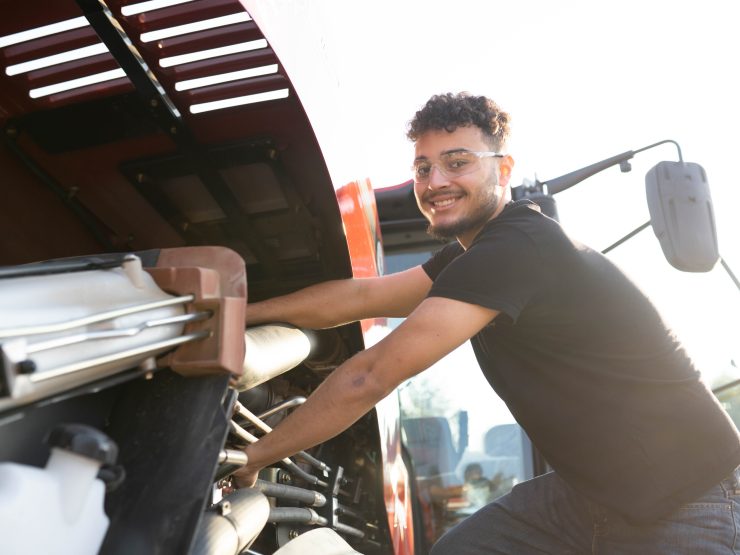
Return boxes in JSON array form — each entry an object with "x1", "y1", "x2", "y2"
[{"x1": 433, "y1": 198, "x2": 456, "y2": 207}]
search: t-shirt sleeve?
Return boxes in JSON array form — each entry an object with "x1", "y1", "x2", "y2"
[
  {"x1": 421, "y1": 242, "x2": 464, "y2": 280},
  {"x1": 428, "y1": 226, "x2": 545, "y2": 322}
]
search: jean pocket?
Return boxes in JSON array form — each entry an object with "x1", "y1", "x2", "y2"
[
  {"x1": 662, "y1": 501, "x2": 737, "y2": 553},
  {"x1": 599, "y1": 502, "x2": 737, "y2": 555},
  {"x1": 673, "y1": 501, "x2": 733, "y2": 517}
]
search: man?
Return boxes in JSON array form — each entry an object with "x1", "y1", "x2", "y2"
[{"x1": 236, "y1": 92, "x2": 740, "y2": 553}]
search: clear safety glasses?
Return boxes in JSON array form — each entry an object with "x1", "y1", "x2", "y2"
[{"x1": 412, "y1": 150, "x2": 503, "y2": 183}]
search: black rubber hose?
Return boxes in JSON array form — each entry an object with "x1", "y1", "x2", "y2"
[
  {"x1": 255, "y1": 479, "x2": 326, "y2": 507},
  {"x1": 283, "y1": 460, "x2": 328, "y2": 488},
  {"x1": 295, "y1": 450, "x2": 331, "y2": 473},
  {"x1": 268, "y1": 507, "x2": 328, "y2": 526}
]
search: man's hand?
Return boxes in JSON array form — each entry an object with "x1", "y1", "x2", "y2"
[
  {"x1": 229, "y1": 444, "x2": 260, "y2": 488},
  {"x1": 232, "y1": 464, "x2": 259, "y2": 489},
  {"x1": 229, "y1": 296, "x2": 500, "y2": 482},
  {"x1": 226, "y1": 295, "x2": 500, "y2": 496}
]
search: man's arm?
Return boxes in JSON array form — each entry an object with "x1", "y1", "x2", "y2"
[
  {"x1": 236, "y1": 296, "x2": 499, "y2": 484},
  {"x1": 246, "y1": 265, "x2": 432, "y2": 328}
]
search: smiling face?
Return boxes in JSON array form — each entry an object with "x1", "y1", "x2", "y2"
[{"x1": 413, "y1": 125, "x2": 514, "y2": 248}]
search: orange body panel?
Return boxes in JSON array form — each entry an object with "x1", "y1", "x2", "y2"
[{"x1": 337, "y1": 177, "x2": 415, "y2": 555}]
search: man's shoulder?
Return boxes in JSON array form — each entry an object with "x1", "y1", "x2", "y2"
[
  {"x1": 421, "y1": 241, "x2": 463, "y2": 281},
  {"x1": 471, "y1": 201, "x2": 548, "y2": 246},
  {"x1": 500, "y1": 200, "x2": 552, "y2": 227}
]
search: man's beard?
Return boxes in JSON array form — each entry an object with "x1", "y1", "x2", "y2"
[{"x1": 426, "y1": 180, "x2": 501, "y2": 242}]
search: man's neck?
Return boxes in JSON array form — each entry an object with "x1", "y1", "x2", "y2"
[{"x1": 457, "y1": 194, "x2": 510, "y2": 249}]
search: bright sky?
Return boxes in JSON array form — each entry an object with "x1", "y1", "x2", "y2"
[{"x1": 248, "y1": 0, "x2": 740, "y2": 445}]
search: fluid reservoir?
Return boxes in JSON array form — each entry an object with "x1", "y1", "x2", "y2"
[{"x1": 0, "y1": 424, "x2": 118, "y2": 555}]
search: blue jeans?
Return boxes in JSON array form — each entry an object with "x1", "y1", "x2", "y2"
[{"x1": 430, "y1": 469, "x2": 740, "y2": 554}]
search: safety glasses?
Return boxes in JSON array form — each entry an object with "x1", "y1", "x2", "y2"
[{"x1": 412, "y1": 150, "x2": 503, "y2": 183}]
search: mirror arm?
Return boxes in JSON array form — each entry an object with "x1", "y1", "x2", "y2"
[
  {"x1": 540, "y1": 139, "x2": 683, "y2": 195},
  {"x1": 720, "y1": 258, "x2": 740, "y2": 292},
  {"x1": 601, "y1": 221, "x2": 651, "y2": 255},
  {"x1": 599, "y1": 226, "x2": 739, "y2": 294},
  {"x1": 633, "y1": 139, "x2": 683, "y2": 162}
]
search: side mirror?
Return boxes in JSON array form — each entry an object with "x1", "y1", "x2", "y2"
[{"x1": 645, "y1": 161, "x2": 719, "y2": 272}]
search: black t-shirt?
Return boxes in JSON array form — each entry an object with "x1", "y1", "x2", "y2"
[{"x1": 422, "y1": 200, "x2": 740, "y2": 523}]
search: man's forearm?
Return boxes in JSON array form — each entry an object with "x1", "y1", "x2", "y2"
[
  {"x1": 240, "y1": 295, "x2": 493, "y2": 481},
  {"x1": 246, "y1": 267, "x2": 433, "y2": 329},
  {"x1": 242, "y1": 350, "x2": 389, "y2": 472},
  {"x1": 246, "y1": 278, "x2": 365, "y2": 329}
]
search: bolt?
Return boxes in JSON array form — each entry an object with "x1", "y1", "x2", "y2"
[
  {"x1": 17, "y1": 359, "x2": 37, "y2": 375},
  {"x1": 139, "y1": 357, "x2": 156, "y2": 373},
  {"x1": 288, "y1": 530, "x2": 299, "y2": 540}
]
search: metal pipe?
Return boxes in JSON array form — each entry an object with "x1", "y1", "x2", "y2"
[
  {"x1": 0, "y1": 294, "x2": 195, "y2": 339},
  {"x1": 256, "y1": 396, "x2": 306, "y2": 420},
  {"x1": 29, "y1": 330, "x2": 209, "y2": 382},
  {"x1": 235, "y1": 401, "x2": 273, "y2": 434},
  {"x1": 235, "y1": 325, "x2": 312, "y2": 391},
  {"x1": 234, "y1": 401, "x2": 330, "y2": 473},
  {"x1": 229, "y1": 421, "x2": 327, "y2": 488},
  {"x1": 230, "y1": 420, "x2": 260, "y2": 444},
  {"x1": 25, "y1": 311, "x2": 211, "y2": 354},
  {"x1": 191, "y1": 488, "x2": 270, "y2": 555},
  {"x1": 218, "y1": 449, "x2": 248, "y2": 467}
]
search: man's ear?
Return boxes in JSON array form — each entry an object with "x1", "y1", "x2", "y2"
[{"x1": 498, "y1": 155, "x2": 515, "y2": 187}]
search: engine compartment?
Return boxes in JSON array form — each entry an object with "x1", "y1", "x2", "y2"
[
  {"x1": 0, "y1": 1, "x2": 402, "y2": 553},
  {"x1": 0, "y1": 253, "x2": 394, "y2": 554}
]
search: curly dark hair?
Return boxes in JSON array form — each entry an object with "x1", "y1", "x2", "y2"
[{"x1": 407, "y1": 92, "x2": 511, "y2": 152}]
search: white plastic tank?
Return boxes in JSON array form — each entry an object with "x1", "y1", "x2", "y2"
[{"x1": 0, "y1": 424, "x2": 118, "y2": 555}]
